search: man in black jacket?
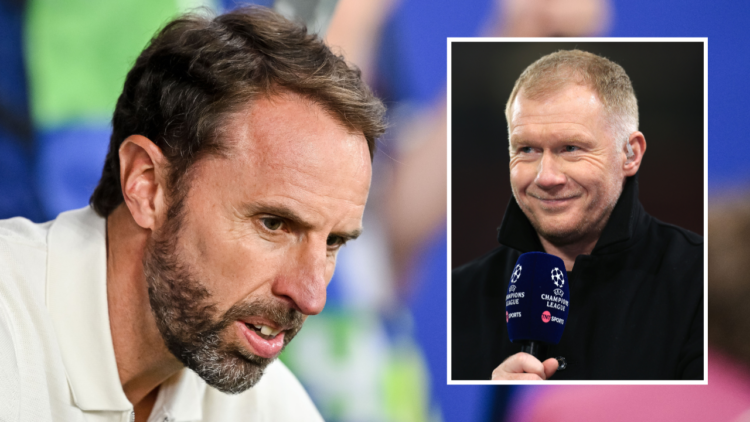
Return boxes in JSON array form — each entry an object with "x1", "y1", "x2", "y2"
[{"x1": 451, "y1": 49, "x2": 703, "y2": 381}]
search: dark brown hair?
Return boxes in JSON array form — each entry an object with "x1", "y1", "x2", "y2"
[{"x1": 90, "y1": 6, "x2": 386, "y2": 217}]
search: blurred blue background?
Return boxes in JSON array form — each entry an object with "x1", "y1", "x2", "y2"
[{"x1": 0, "y1": 0, "x2": 742, "y2": 421}]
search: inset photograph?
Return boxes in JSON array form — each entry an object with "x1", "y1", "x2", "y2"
[{"x1": 448, "y1": 40, "x2": 705, "y2": 382}]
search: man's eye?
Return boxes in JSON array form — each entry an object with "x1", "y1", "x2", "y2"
[
  {"x1": 326, "y1": 235, "x2": 345, "y2": 248},
  {"x1": 520, "y1": 147, "x2": 534, "y2": 154},
  {"x1": 261, "y1": 218, "x2": 283, "y2": 231},
  {"x1": 564, "y1": 145, "x2": 579, "y2": 152}
]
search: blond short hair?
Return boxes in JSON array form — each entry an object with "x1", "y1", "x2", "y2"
[{"x1": 505, "y1": 49, "x2": 638, "y2": 148}]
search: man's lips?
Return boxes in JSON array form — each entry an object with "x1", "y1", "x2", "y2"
[
  {"x1": 529, "y1": 194, "x2": 580, "y2": 209},
  {"x1": 235, "y1": 320, "x2": 286, "y2": 359},
  {"x1": 239, "y1": 316, "x2": 288, "y2": 334},
  {"x1": 538, "y1": 196, "x2": 575, "y2": 203}
]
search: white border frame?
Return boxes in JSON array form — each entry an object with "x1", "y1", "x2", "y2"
[{"x1": 446, "y1": 37, "x2": 709, "y2": 385}]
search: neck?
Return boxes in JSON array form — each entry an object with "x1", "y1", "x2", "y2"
[
  {"x1": 106, "y1": 205, "x2": 183, "y2": 410},
  {"x1": 538, "y1": 235, "x2": 599, "y2": 271}
]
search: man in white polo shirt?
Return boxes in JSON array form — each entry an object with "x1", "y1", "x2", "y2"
[{"x1": 0, "y1": 6, "x2": 385, "y2": 422}]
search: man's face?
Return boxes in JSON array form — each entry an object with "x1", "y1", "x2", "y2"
[
  {"x1": 508, "y1": 84, "x2": 625, "y2": 246},
  {"x1": 143, "y1": 93, "x2": 372, "y2": 393}
]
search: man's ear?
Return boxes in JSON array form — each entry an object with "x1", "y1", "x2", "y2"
[
  {"x1": 623, "y1": 131, "x2": 647, "y2": 177},
  {"x1": 119, "y1": 135, "x2": 167, "y2": 231}
]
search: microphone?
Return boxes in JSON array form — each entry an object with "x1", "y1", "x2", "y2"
[{"x1": 505, "y1": 252, "x2": 570, "y2": 360}]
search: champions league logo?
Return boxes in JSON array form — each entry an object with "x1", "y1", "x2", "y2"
[
  {"x1": 551, "y1": 267, "x2": 564, "y2": 288},
  {"x1": 510, "y1": 264, "x2": 522, "y2": 284},
  {"x1": 554, "y1": 288, "x2": 564, "y2": 296},
  {"x1": 509, "y1": 285, "x2": 517, "y2": 292}
]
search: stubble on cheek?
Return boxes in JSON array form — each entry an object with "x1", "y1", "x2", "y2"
[
  {"x1": 509, "y1": 166, "x2": 624, "y2": 246},
  {"x1": 142, "y1": 211, "x2": 306, "y2": 393}
]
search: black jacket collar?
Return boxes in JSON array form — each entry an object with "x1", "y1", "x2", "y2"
[{"x1": 496, "y1": 175, "x2": 646, "y2": 255}]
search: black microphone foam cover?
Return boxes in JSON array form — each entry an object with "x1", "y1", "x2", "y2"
[{"x1": 506, "y1": 252, "x2": 570, "y2": 345}]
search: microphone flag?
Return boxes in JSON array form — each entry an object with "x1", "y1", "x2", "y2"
[{"x1": 505, "y1": 252, "x2": 570, "y2": 346}]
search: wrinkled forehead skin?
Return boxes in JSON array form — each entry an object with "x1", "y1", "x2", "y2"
[
  {"x1": 189, "y1": 92, "x2": 373, "y2": 245},
  {"x1": 510, "y1": 77, "x2": 624, "y2": 146},
  {"x1": 510, "y1": 84, "x2": 612, "y2": 149},
  {"x1": 238, "y1": 94, "x2": 372, "y2": 209}
]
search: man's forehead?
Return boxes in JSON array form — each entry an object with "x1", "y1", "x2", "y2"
[
  {"x1": 193, "y1": 92, "x2": 372, "y2": 220},
  {"x1": 226, "y1": 93, "x2": 370, "y2": 172},
  {"x1": 510, "y1": 85, "x2": 608, "y2": 134},
  {"x1": 514, "y1": 84, "x2": 602, "y2": 113}
]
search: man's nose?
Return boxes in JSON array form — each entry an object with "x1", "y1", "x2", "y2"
[
  {"x1": 534, "y1": 152, "x2": 566, "y2": 188},
  {"x1": 271, "y1": 240, "x2": 328, "y2": 316}
]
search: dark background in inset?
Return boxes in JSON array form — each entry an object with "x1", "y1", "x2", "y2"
[{"x1": 451, "y1": 41, "x2": 704, "y2": 268}]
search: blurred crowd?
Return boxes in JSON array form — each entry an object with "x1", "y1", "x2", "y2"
[{"x1": 2, "y1": 0, "x2": 749, "y2": 420}]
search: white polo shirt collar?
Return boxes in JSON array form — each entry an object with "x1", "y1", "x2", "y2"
[{"x1": 46, "y1": 207, "x2": 204, "y2": 421}]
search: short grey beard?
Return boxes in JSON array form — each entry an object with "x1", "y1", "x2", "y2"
[
  {"x1": 532, "y1": 199, "x2": 617, "y2": 247},
  {"x1": 142, "y1": 204, "x2": 304, "y2": 394},
  {"x1": 512, "y1": 176, "x2": 624, "y2": 248}
]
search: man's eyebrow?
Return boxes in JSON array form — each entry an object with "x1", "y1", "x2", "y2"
[
  {"x1": 560, "y1": 135, "x2": 593, "y2": 144},
  {"x1": 509, "y1": 136, "x2": 531, "y2": 147},
  {"x1": 333, "y1": 227, "x2": 363, "y2": 242},
  {"x1": 240, "y1": 202, "x2": 363, "y2": 240},
  {"x1": 509, "y1": 132, "x2": 531, "y2": 143},
  {"x1": 241, "y1": 202, "x2": 313, "y2": 230},
  {"x1": 510, "y1": 134, "x2": 593, "y2": 146}
]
